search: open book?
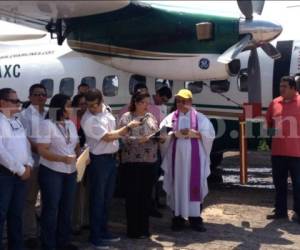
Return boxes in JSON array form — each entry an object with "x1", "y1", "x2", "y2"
[{"x1": 76, "y1": 147, "x2": 90, "y2": 182}]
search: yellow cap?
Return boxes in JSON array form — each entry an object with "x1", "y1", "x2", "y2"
[{"x1": 175, "y1": 89, "x2": 192, "y2": 99}]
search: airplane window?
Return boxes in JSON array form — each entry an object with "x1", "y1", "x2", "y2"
[
  {"x1": 129, "y1": 74, "x2": 146, "y2": 95},
  {"x1": 184, "y1": 81, "x2": 203, "y2": 94},
  {"x1": 237, "y1": 68, "x2": 248, "y2": 92},
  {"x1": 210, "y1": 80, "x2": 230, "y2": 93},
  {"x1": 81, "y1": 76, "x2": 96, "y2": 89},
  {"x1": 40, "y1": 78, "x2": 54, "y2": 98},
  {"x1": 59, "y1": 78, "x2": 74, "y2": 97},
  {"x1": 155, "y1": 79, "x2": 173, "y2": 91},
  {"x1": 196, "y1": 22, "x2": 214, "y2": 40},
  {"x1": 103, "y1": 75, "x2": 119, "y2": 97}
]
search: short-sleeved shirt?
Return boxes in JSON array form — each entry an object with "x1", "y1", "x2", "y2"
[
  {"x1": 0, "y1": 112, "x2": 33, "y2": 176},
  {"x1": 81, "y1": 105, "x2": 119, "y2": 155},
  {"x1": 266, "y1": 93, "x2": 300, "y2": 157},
  {"x1": 19, "y1": 105, "x2": 47, "y2": 167},
  {"x1": 119, "y1": 112, "x2": 158, "y2": 163},
  {"x1": 37, "y1": 120, "x2": 79, "y2": 174}
]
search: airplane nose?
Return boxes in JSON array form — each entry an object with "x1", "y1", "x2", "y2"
[{"x1": 239, "y1": 19, "x2": 282, "y2": 45}]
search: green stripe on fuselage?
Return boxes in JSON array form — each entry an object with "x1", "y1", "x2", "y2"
[{"x1": 67, "y1": 2, "x2": 239, "y2": 54}]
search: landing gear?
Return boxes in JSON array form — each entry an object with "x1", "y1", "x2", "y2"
[
  {"x1": 208, "y1": 152, "x2": 223, "y2": 184},
  {"x1": 45, "y1": 19, "x2": 69, "y2": 45}
]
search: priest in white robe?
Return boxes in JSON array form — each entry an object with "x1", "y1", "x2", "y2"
[{"x1": 160, "y1": 89, "x2": 215, "y2": 231}]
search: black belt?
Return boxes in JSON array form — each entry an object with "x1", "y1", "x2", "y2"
[{"x1": 0, "y1": 165, "x2": 15, "y2": 176}]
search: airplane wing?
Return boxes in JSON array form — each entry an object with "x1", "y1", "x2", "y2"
[{"x1": 0, "y1": 1, "x2": 130, "y2": 30}]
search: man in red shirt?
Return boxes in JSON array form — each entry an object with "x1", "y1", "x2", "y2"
[{"x1": 266, "y1": 76, "x2": 300, "y2": 223}]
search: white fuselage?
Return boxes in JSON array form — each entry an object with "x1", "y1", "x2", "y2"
[{"x1": 0, "y1": 35, "x2": 297, "y2": 121}]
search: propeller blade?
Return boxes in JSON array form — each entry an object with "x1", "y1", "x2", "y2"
[
  {"x1": 237, "y1": 0, "x2": 253, "y2": 19},
  {"x1": 218, "y1": 34, "x2": 252, "y2": 64},
  {"x1": 261, "y1": 43, "x2": 281, "y2": 60},
  {"x1": 252, "y1": 0, "x2": 265, "y2": 15},
  {"x1": 247, "y1": 49, "x2": 262, "y2": 103},
  {"x1": 0, "y1": 34, "x2": 46, "y2": 41},
  {"x1": 237, "y1": 0, "x2": 265, "y2": 19}
]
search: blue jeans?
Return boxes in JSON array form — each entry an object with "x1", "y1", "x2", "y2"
[
  {"x1": 38, "y1": 165, "x2": 77, "y2": 250},
  {"x1": 272, "y1": 156, "x2": 300, "y2": 216},
  {"x1": 0, "y1": 172, "x2": 26, "y2": 250},
  {"x1": 88, "y1": 154, "x2": 117, "y2": 245}
]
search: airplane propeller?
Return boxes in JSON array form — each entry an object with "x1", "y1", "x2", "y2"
[{"x1": 218, "y1": 0, "x2": 282, "y2": 104}]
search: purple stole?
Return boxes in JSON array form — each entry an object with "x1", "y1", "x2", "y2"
[{"x1": 171, "y1": 108, "x2": 201, "y2": 201}]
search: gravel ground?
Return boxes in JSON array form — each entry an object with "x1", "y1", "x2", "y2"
[{"x1": 70, "y1": 151, "x2": 300, "y2": 250}]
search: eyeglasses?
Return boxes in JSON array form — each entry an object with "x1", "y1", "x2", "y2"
[
  {"x1": 32, "y1": 93, "x2": 47, "y2": 98},
  {"x1": 4, "y1": 98, "x2": 22, "y2": 105}
]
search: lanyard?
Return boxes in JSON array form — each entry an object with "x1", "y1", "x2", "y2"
[{"x1": 56, "y1": 122, "x2": 71, "y2": 145}]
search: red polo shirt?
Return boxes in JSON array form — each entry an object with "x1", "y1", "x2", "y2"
[{"x1": 266, "y1": 93, "x2": 300, "y2": 157}]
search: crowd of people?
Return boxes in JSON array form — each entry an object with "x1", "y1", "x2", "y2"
[{"x1": 1, "y1": 74, "x2": 300, "y2": 250}]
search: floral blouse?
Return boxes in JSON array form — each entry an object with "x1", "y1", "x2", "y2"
[{"x1": 119, "y1": 112, "x2": 158, "y2": 164}]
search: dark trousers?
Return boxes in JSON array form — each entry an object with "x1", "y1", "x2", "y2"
[
  {"x1": 123, "y1": 163, "x2": 155, "y2": 237},
  {"x1": 0, "y1": 172, "x2": 26, "y2": 250},
  {"x1": 272, "y1": 156, "x2": 300, "y2": 216},
  {"x1": 88, "y1": 154, "x2": 117, "y2": 245},
  {"x1": 38, "y1": 165, "x2": 77, "y2": 250}
]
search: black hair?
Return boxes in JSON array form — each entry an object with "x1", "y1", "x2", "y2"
[
  {"x1": 133, "y1": 83, "x2": 148, "y2": 93},
  {"x1": 85, "y1": 89, "x2": 103, "y2": 104},
  {"x1": 46, "y1": 94, "x2": 70, "y2": 122},
  {"x1": 129, "y1": 90, "x2": 150, "y2": 112},
  {"x1": 29, "y1": 84, "x2": 46, "y2": 96},
  {"x1": 78, "y1": 83, "x2": 89, "y2": 90},
  {"x1": 157, "y1": 86, "x2": 172, "y2": 99},
  {"x1": 72, "y1": 94, "x2": 85, "y2": 107},
  {"x1": 22, "y1": 101, "x2": 31, "y2": 109},
  {"x1": 0, "y1": 88, "x2": 16, "y2": 101},
  {"x1": 281, "y1": 76, "x2": 297, "y2": 90}
]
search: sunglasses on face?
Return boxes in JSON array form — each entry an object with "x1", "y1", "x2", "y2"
[{"x1": 4, "y1": 98, "x2": 22, "y2": 105}]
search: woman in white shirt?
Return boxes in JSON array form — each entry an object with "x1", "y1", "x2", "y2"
[{"x1": 37, "y1": 94, "x2": 80, "y2": 250}]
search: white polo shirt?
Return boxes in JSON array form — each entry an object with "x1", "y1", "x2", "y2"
[
  {"x1": 19, "y1": 105, "x2": 47, "y2": 167},
  {"x1": 0, "y1": 112, "x2": 34, "y2": 176},
  {"x1": 37, "y1": 120, "x2": 79, "y2": 174},
  {"x1": 81, "y1": 105, "x2": 119, "y2": 155}
]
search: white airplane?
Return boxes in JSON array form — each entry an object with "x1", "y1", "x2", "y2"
[{"x1": 0, "y1": 1, "x2": 282, "y2": 91}]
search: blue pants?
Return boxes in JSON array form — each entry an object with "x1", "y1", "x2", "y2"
[
  {"x1": 38, "y1": 165, "x2": 77, "y2": 250},
  {"x1": 0, "y1": 172, "x2": 26, "y2": 250},
  {"x1": 272, "y1": 156, "x2": 300, "y2": 216},
  {"x1": 88, "y1": 154, "x2": 117, "y2": 245}
]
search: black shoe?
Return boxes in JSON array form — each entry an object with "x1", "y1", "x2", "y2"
[
  {"x1": 149, "y1": 209, "x2": 163, "y2": 218},
  {"x1": 266, "y1": 213, "x2": 288, "y2": 220},
  {"x1": 189, "y1": 217, "x2": 206, "y2": 232},
  {"x1": 171, "y1": 216, "x2": 185, "y2": 231},
  {"x1": 24, "y1": 237, "x2": 39, "y2": 249}
]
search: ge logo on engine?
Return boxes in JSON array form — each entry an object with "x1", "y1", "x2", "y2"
[{"x1": 199, "y1": 58, "x2": 210, "y2": 70}]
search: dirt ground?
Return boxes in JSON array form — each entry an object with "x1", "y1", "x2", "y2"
[{"x1": 71, "y1": 151, "x2": 300, "y2": 250}]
